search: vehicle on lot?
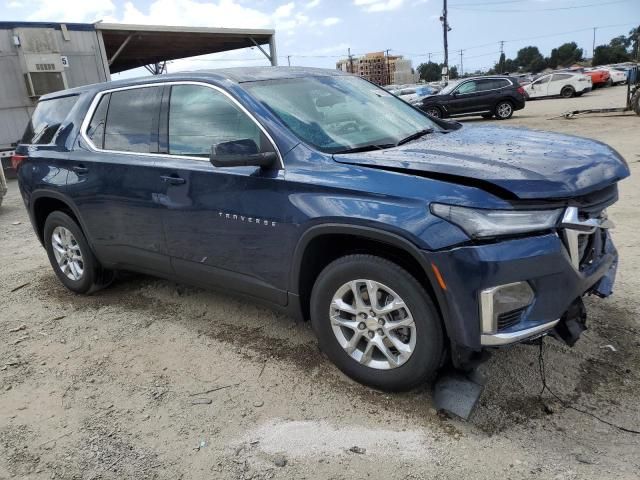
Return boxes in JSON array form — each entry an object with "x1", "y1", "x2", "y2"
[
  {"x1": 601, "y1": 67, "x2": 627, "y2": 85},
  {"x1": 393, "y1": 85, "x2": 436, "y2": 103},
  {"x1": 580, "y1": 68, "x2": 610, "y2": 88},
  {"x1": 412, "y1": 76, "x2": 526, "y2": 120},
  {"x1": 524, "y1": 72, "x2": 592, "y2": 99},
  {"x1": 15, "y1": 67, "x2": 629, "y2": 391}
]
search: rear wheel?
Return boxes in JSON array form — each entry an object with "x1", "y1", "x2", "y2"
[
  {"x1": 424, "y1": 106, "x2": 442, "y2": 118},
  {"x1": 310, "y1": 255, "x2": 443, "y2": 391},
  {"x1": 494, "y1": 100, "x2": 514, "y2": 120},
  {"x1": 561, "y1": 86, "x2": 575, "y2": 98},
  {"x1": 631, "y1": 89, "x2": 640, "y2": 116},
  {"x1": 44, "y1": 211, "x2": 113, "y2": 294}
]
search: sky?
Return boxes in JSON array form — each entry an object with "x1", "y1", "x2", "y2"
[{"x1": 2, "y1": 0, "x2": 639, "y2": 78}]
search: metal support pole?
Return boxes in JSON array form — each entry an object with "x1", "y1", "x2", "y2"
[
  {"x1": 268, "y1": 35, "x2": 278, "y2": 66},
  {"x1": 108, "y1": 33, "x2": 132, "y2": 66}
]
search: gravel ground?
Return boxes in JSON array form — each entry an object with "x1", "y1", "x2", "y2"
[{"x1": 1, "y1": 85, "x2": 639, "y2": 479}]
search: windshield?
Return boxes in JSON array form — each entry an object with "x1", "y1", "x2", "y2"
[
  {"x1": 244, "y1": 75, "x2": 439, "y2": 154},
  {"x1": 438, "y1": 81, "x2": 460, "y2": 95}
]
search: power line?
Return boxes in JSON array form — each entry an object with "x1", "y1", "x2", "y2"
[{"x1": 450, "y1": 0, "x2": 632, "y2": 13}]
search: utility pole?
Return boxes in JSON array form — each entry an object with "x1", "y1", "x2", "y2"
[
  {"x1": 385, "y1": 48, "x2": 391, "y2": 86},
  {"x1": 459, "y1": 49, "x2": 464, "y2": 76},
  {"x1": 428, "y1": 52, "x2": 432, "y2": 63},
  {"x1": 592, "y1": 27, "x2": 597, "y2": 59},
  {"x1": 440, "y1": 0, "x2": 451, "y2": 82},
  {"x1": 348, "y1": 47, "x2": 354, "y2": 73},
  {"x1": 287, "y1": 55, "x2": 291, "y2": 67},
  {"x1": 499, "y1": 40, "x2": 504, "y2": 74}
]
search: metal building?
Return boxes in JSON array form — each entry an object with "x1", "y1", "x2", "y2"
[{"x1": 0, "y1": 21, "x2": 277, "y2": 174}]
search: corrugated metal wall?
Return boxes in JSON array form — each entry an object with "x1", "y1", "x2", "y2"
[{"x1": 0, "y1": 25, "x2": 108, "y2": 150}]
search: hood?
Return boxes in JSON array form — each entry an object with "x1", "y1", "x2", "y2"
[{"x1": 333, "y1": 125, "x2": 629, "y2": 200}]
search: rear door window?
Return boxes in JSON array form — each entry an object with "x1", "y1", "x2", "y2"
[
  {"x1": 551, "y1": 73, "x2": 572, "y2": 82},
  {"x1": 22, "y1": 95, "x2": 78, "y2": 145},
  {"x1": 102, "y1": 86, "x2": 162, "y2": 153}
]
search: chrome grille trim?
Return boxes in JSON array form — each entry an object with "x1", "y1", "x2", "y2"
[{"x1": 560, "y1": 206, "x2": 612, "y2": 269}]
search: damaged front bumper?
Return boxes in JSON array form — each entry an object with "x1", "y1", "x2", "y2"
[{"x1": 426, "y1": 225, "x2": 618, "y2": 357}]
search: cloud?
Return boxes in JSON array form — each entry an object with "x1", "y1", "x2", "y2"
[
  {"x1": 24, "y1": 0, "x2": 115, "y2": 22},
  {"x1": 321, "y1": 17, "x2": 342, "y2": 26},
  {"x1": 305, "y1": 0, "x2": 321, "y2": 8},
  {"x1": 353, "y1": 0, "x2": 404, "y2": 12}
]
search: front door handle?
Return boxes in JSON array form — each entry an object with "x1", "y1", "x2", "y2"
[
  {"x1": 72, "y1": 164, "x2": 89, "y2": 174},
  {"x1": 160, "y1": 174, "x2": 186, "y2": 185}
]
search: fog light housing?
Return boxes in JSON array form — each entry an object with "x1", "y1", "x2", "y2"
[{"x1": 480, "y1": 282, "x2": 534, "y2": 334}]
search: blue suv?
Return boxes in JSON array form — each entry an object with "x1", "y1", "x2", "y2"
[{"x1": 15, "y1": 67, "x2": 629, "y2": 391}]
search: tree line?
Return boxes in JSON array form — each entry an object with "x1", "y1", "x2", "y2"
[{"x1": 417, "y1": 25, "x2": 638, "y2": 81}]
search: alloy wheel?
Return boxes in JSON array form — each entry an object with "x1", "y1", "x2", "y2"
[
  {"x1": 426, "y1": 108, "x2": 441, "y2": 118},
  {"x1": 496, "y1": 102, "x2": 512, "y2": 118},
  {"x1": 51, "y1": 226, "x2": 84, "y2": 281},
  {"x1": 329, "y1": 279, "x2": 416, "y2": 370}
]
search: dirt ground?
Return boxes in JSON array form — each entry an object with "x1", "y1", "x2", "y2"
[{"x1": 1, "y1": 85, "x2": 639, "y2": 480}]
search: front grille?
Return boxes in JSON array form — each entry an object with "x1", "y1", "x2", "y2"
[{"x1": 497, "y1": 307, "x2": 526, "y2": 330}]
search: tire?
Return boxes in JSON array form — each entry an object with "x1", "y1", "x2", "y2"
[
  {"x1": 310, "y1": 254, "x2": 444, "y2": 391},
  {"x1": 44, "y1": 211, "x2": 113, "y2": 294},
  {"x1": 632, "y1": 89, "x2": 640, "y2": 116},
  {"x1": 424, "y1": 106, "x2": 442, "y2": 118},
  {"x1": 494, "y1": 100, "x2": 514, "y2": 120},
  {"x1": 561, "y1": 86, "x2": 575, "y2": 98}
]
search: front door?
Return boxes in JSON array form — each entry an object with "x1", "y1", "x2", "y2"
[
  {"x1": 528, "y1": 75, "x2": 551, "y2": 98},
  {"x1": 67, "y1": 85, "x2": 171, "y2": 275},
  {"x1": 448, "y1": 79, "x2": 491, "y2": 115},
  {"x1": 155, "y1": 83, "x2": 289, "y2": 305}
]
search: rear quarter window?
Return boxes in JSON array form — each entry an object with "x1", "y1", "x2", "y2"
[{"x1": 21, "y1": 95, "x2": 78, "y2": 145}]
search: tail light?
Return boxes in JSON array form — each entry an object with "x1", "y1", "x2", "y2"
[
  {"x1": 517, "y1": 86, "x2": 525, "y2": 95},
  {"x1": 10, "y1": 153, "x2": 27, "y2": 171}
]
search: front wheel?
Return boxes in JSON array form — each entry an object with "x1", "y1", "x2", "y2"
[
  {"x1": 44, "y1": 211, "x2": 113, "y2": 294},
  {"x1": 494, "y1": 101, "x2": 514, "y2": 120},
  {"x1": 424, "y1": 106, "x2": 442, "y2": 118},
  {"x1": 310, "y1": 255, "x2": 443, "y2": 391}
]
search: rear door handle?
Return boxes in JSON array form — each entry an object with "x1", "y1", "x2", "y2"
[
  {"x1": 72, "y1": 164, "x2": 89, "y2": 174},
  {"x1": 160, "y1": 174, "x2": 186, "y2": 185}
]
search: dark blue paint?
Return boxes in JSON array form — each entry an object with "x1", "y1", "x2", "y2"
[{"x1": 16, "y1": 68, "x2": 629, "y2": 352}]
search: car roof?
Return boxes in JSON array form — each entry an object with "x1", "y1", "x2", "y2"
[{"x1": 40, "y1": 66, "x2": 349, "y2": 100}]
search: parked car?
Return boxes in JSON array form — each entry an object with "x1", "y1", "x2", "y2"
[
  {"x1": 601, "y1": 67, "x2": 627, "y2": 85},
  {"x1": 412, "y1": 76, "x2": 526, "y2": 120},
  {"x1": 523, "y1": 72, "x2": 592, "y2": 99},
  {"x1": 394, "y1": 85, "x2": 436, "y2": 103},
  {"x1": 14, "y1": 67, "x2": 629, "y2": 391},
  {"x1": 581, "y1": 68, "x2": 611, "y2": 88}
]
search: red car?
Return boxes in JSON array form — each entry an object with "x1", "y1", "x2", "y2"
[{"x1": 582, "y1": 69, "x2": 610, "y2": 88}]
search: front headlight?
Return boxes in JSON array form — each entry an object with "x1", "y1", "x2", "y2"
[{"x1": 431, "y1": 204, "x2": 563, "y2": 239}]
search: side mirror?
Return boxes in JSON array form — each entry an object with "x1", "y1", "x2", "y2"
[{"x1": 209, "y1": 138, "x2": 277, "y2": 168}]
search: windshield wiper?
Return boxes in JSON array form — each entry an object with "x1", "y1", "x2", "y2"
[
  {"x1": 396, "y1": 128, "x2": 434, "y2": 146},
  {"x1": 333, "y1": 144, "x2": 395, "y2": 154}
]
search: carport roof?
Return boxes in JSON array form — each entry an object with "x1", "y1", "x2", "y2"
[{"x1": 95, "y1": 23, "x2": 276, "y2": 74}]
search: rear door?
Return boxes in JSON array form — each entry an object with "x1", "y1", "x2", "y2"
[
  {"x1": 155, "y1": 83, "x2": 289, "y2": 305},
  {"x1": 67, "y1": 85, "x2": 171, "y2": 275},
  {"x1": 548, "y1": 73, "x2": 572, "y2": 96}
]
